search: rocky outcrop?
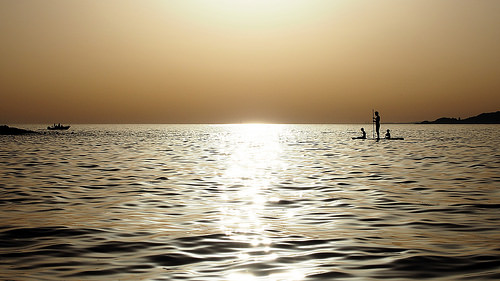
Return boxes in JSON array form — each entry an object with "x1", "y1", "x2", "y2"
[
  {"x1": 0, "y1": 125, "x2": 39, "y2": 135},
  {"x1": 420, "y1": 111, "x2": 500, "y2": 124}
]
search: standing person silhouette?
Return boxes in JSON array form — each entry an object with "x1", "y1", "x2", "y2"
[{"x1": 373, "y1": 111, "x2": 381, "y2": 140}]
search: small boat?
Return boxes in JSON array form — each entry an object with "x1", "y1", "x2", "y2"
[{"x1": 47, "y1": 124, "x2": 71, "y2": 130}]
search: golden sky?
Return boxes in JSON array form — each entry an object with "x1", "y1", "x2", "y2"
[{"x1": 1, "y1": 0, "x2": 499, "y2": 123}]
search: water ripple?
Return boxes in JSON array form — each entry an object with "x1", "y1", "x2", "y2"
[{"x1": 0, "y1": 124, "x2": 499, "y2": 280}]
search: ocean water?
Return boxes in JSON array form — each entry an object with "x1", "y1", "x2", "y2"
[{"x1": 1, "y1": 124, "x2": 499, "y2": 280}]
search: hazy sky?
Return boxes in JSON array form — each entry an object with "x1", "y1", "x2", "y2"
[{"x1": 1, "y1": 0, "x2": 499, "y2": 124}]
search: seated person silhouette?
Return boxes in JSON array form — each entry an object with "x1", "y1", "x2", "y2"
[
  {"x1": 385, "y1": 129, "x2": 391, "y2": 139},
  {"x1": 353, "y1": 128, "x2": 367, "y2": 139}
]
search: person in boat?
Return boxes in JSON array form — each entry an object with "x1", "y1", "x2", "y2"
[
  {"x1": 385, "y1": 129, "x2": 391, "y2": 139},
  {"x1": 373, "y1": 111, "x2": 381, "y2": 140}
]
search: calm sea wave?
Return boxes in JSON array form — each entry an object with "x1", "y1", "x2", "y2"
[{"x1": 1, "y1": 124, "x2": 499, "y2": 280}]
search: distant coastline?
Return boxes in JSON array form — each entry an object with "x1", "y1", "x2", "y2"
[
  {"x1": 0, "y1": 125, "x2": 39, "y2": 135},
  {"x1": 419, "y1": 111, "x2": 500, "y2": 124}
]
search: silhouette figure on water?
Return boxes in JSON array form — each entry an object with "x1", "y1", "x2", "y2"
[
  {"x1": 385, "y1": 129, "x2": 391, "y2": 139},
  {"x1": 373, "y1": 111, "x2": 381, "y2": 140},
  {"x1": 352, "y1": 128, "x2": 367, "y2": 139},
  {"x1": 360, "y1": 128, "x2": 366, "y2": 139}
]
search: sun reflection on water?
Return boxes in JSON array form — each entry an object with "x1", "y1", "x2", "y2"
[
  {"x1": 227, "y1": 270, "x2": 306, "y2": 281},
  {"x1": 218, "y1": 124, "x2": 285, "y2": 236},
  {"x1": 216, "y1": 124, "x2": 302, "y2": 280}
]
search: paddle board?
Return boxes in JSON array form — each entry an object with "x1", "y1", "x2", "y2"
[{"x1": 352, "y1": 137, "x2": 404, "y2": 140}]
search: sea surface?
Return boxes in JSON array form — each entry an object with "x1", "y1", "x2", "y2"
[{"x1": 1, "y1": 124, "x2": 499, "y2": 280}]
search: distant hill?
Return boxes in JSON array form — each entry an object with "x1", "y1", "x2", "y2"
[{"x1": 420, "y1": 111, "x2": 500, "y2": 124}]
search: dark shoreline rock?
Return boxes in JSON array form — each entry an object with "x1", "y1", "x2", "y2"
[
  {"x1": 420, "y1": 111, "x2": 500, "y2": 124},
  {"x1": 0, "y1": 125, "x2": 39, "y2": 135}
]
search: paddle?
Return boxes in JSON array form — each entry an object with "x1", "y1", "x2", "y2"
[{"x1": 372, "y1": 109, "x2": 375, "y2": 139}]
